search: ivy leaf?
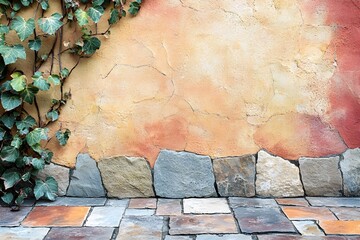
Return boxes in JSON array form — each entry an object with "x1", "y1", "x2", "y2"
[
  {"x1": 48, "y1": 74, "x2": 60, "y2": 85},
  {"x1": 21, "y1": 172, "x2": 31, "y2": 182},
  {"x1": 46, "y1": 110, "x2": 58, "y2": 121},
  {"x1": 33, "y1": 72, "x2": 50, "y2": 91},
  {"x1": 20, "y1": 85, "x2": 39, "y2": 104},
  {"x1": 0, "y1": 44, "x2": 26, "y2": 65},
  {"x1": 56, "y1": 128, "x2": 70, "y2": 146},
  {"x1": 28, "y1": 38, "x2": 41, "y2": 51},
  {"x1": 0, "y1": 127, "x2": 5, "y2": 141},
  {"x1": 26, "y1": 128, "x2": 48, "y2": 146},
  {"x1": 108, "y1": 9, "x2": 120, "y2": 25},
  {"x1": 0, "y1": 146, "x2": 19, "y2": 162},
  {"x1": 11, "y1": 135, "x2": 22, "y2": 148},
  {"x1": 93, "y1": 0, "x2": 104, "y2": 6},
  {"x1": 87, "y1": 6, "x2": 104, "y2": 23},
  {"x1": 10, "y1": 72, "x2": 26, "y2": 92},
  {"x1": 1, "y1": 192, "x2": 13, "y2": 205},
  {"x1": 10, "y1": 16, "x2": 35, "y2": 41},
  {"x1": 75, "y1": 9, "x2": 89, "y2": 26},
  {"x1": 40, "y1": 149, "x2": 53, "y2": 163},
  {"x1": 40, "y1": 0, "x2": 49, "y2": 10},
  {"x1": 38, "y1": 13, "x2": 63, "y2": 35},
  {"x1": 34, "y1": 176, "x2": 57, "y2": 200},
  {"x1": 20, "y1": 0, "x2": 33, "y2": 6},
  {"x1": 82, "y1": 37, "x2": 101, "y2": 55},
  {"x1": 1, "y1": 171, "x2": 20, "y2": 189},
  {"x1": 0, "y1": 0, "x2": 10, "y2": 6},
  {"x1": 129, "y1": 1, "x2": 141, "y2": 16},
  {"x1": 60, "y1": 68, "x2": 69, "y2": 78},
  {"x1": 16, "y1": 115, "x2": 36, "y2": 134},
  {"x1": 31, "y1": 158, "x2": 45, "y2": 170},
  {"x1": 0, "y1": 25, "x2": 9, "y2": 34},
  {"x1": 1, "y1": 92, "x2": 22, "y2": 111},
  {"x1": 0, "y1": 111, "x2": 19, "y2": 129}
]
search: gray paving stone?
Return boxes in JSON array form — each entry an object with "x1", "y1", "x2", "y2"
[
  {"x1": 292, "y1": 221, "x2": 324, "y2": 236},
  {"x1": 0, "y1": 207, "x2": 32, "y2": 226},
  {"x1": 67, "y1": 153, "x2": 106, "y2": 197},
  {"x1": 330, "y1": 207, "x2": 360, "y2": 220},
  {"x1": 129, "y1": 198, "x2": 157, "y2": 209},
  {"x1": 117, "y1": 216, "x2": 164, "y2": 240},
  {"x1": 183, "y1": 198, "x2": 231, "y2": 214},
  {"x1": 165, "y1": 236, "x2": 192, "y2": 240},
  {"x1": 196, "y1": 234, "x2": 252, "y2": 240},
  {"x1": 154, "y1": 150, "x2": 217, "y2": 198},
  {"x1": 256, "y1": 151, "x2": 304, "y2": 197},
  {"x1": 45, "y1": 227, "x2": 114, "y2": 240},
  {"x1": 229, "y1": 197, "x2": 278, "y2": 208},
  {"x1": 233, "y1": 207, "x2": 296, "y2": 233},
  {"x1": 306, "y1": 197, "x2": 360, "y2": 207},
  {"x1": 156, "y1": 199, "x2": 182, "y2": 216},
  {"x1": 0, "y1": 227, "x2": 49, "y2": 240},
  {"x1": 98, "y1": 156, "x2": 154, "y2": 198},
  {"x1": 36, "y1": 197, "x2": 106, "y2": 206},
  {"x1": 125, "y1": 209, "x2": 155, "y2": 216},
  {"x1": 299, "y1": 157, "x2": 342, "y2": 196},
  {"x1": 213, "y1": 155, "x2": 256, "y2": 197},
  {"x1": 106, "y1": 199, "x2": 129, "y2": 207},
  {"x1": 169, "y1": 214, "x2": 238, "y2": 235},
  {"x1": 341, "y1": 148, "x2": 360, "y2": 196},
  {"x1": 85, "y1": 207, "x2": 125, "y2": 227},
  {"x1": 38, "y1": 163, "x2": 69, "y2": 196},
  {"x1": 257, "y1": 236, "x2": 357, "y2": 240}
]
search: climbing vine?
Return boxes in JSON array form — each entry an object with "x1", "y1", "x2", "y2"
[{"x1": 0, "y1": 0, "x2": 142, "y2": 208}]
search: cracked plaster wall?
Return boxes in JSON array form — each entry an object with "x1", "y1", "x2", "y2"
[{"x1": 42, "y1": 0, "x2": 359, "y2": 167}]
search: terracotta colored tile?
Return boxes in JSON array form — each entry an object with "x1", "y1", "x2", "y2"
[
  {"x1": 22, "y1": 206, "x2": 90, "y2": 227},
  {"x1": 156, "y1": 199, "x2": 182, "y2": 216},
  {"x1": 319, "y1": 220, "x2": 360, "y2": 235},
  {"x1": 128, "y1": 198, "x2": 157, "y2": 209},
  {"x1": 276, "y1": 198, "x2": 309, "y2": 207},
  {"x1": 331, "y1": 207, "x2": 360, "y2": 220},
  {"x1": 282, "y1": 207, "x2": 337, "y2": 220}
]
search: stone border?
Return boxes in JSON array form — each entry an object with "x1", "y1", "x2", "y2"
[{"x1": 48, "y1": 148, "x2": 360, "y2": 198}]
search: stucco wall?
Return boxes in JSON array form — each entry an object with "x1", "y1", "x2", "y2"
[{"x1": 47, "y1": 0, "x2": 360, "y2": 167}]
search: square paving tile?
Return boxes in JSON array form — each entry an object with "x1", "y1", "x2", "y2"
[
  {"x1": 282, "y1": 207, "x2": 337, "y2": 220},
  {"x1": 117, "y1": 216, "x2": 164, "y2": 240},
  {"x1": 0, "y1": 207, "x2": 32, "y2": 226},
  {"x1": 233, "y1": 207, "x2": 296, "y2": 233},
  {"x1": 319, "y1": 220, "x2": 360, "y2": 235},
  {"x1": 229, "y1": 197, "x2": 278, "y2": 208},
  {"x1": 196, "y1": 234, "x2": 252, "y2": 239},
  {"x1": 330, "y1": 207, "x2": 360, "y2": 220},
  {"x1": 292, "y1": 221, "x2": 324, "y2": 236},
  {"x1": 306, "y1": 197, "x2": 360, "y2": 207},
  {"x1": 128, "y1": 198, "x2": 157, "y2": 209},
  {"x1": 125, "y1": 208, "x2": 155, "y2": 216},
  {"x1": 156, "y1": 199, "x2": 182, "y2": 216},
  {"x1": 183, "y1": 198, "x2": 231, "y2": 214},
  {"x1": 276, "y1": 198, "x2": 309, "y2": 207},
  {"x1": 85, "y1": 207, "x2": 125, "y2": 227},
  {"x1": 45, "y1": 227, "x2": 114, "y2": 240},
  {"x1": 169, "y1": 214, "x2": 238, "y2": 235},
  {"x1": 106, "y1": 199, "x2": 129, "y2": 207},
  {"x1": 36, "y1": 197, "x2": 106, "y2": 206},
  {"x1": 22, "y1": 206, "x2": 90, "y2": 227},
  {"x1": 0, "y1": 227, "x2": 49, "y2": 240}
]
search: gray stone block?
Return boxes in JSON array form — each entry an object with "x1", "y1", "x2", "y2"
[
  {"x1": 213, "y1": 155, "x2": 255, "y2": 197},
  {"x1": 154, "y1": 150, "x2": 217, "y2": 198},
  {"x1": 67, "y1": 153, "x2": 106, "y2": 197},
  {"x1": 341, "y1": 148, "x2": 360, "y2": 196},
  {"x1": 38, "y1": 163, "x2": 69, "y2": 196},
  {"x1": 98, "y1": 156, "x2": 154, "y2": 198},
  {"x1": 299, "y1": 156, "x2": 342, "y2": 196}
]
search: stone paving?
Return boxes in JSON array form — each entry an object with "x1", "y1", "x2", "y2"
[{"x1": 0, "y1": 197, "x2": 359, "y2": 240}]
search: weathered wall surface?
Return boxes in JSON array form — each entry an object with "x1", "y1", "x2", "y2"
[{"x1": 49, "y1": 0, "x2": 360, "y2": 167}]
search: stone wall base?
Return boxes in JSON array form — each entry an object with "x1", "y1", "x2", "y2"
[{"x1": 44, "y1": 148, "x2": 360, "y2": 199}]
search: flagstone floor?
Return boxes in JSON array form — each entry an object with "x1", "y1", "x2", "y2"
[{"x1": 0, "y1": 197, "x2": 359, "y2": 240}]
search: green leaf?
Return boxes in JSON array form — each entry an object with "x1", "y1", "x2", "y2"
[
  {"x1": 11, "y1": 135, "x2": 22, "y2": 148},
  {"x1": 1, "y1": 192, "x2": 13, "y2": 204},
  {"x1": 28, "y1": 38, "x2": 41, "y2": 51},
  {"x1": 20, "y1": 0, "x2": 33, "y2": 6},
  {"x1": 56, "y1": 128, "x2": 70, "y2": 146},
  {"x1": 10, "y1": 72, "x2": 26, "y2": 92},
  {"x1": 82, "y1": 37, "x2": 101, "y2": 55},
  {"x1": 75, "y1": 9, "x2": 89, "y2": 26},
  {"x1": 48, "y1": 74, "x2": 60, "y2": 85},
  {"x1": 0, "y1": 44, "x2": 26, "y2": 65},
  {"x1": 16, "y1": 156, "x2": 31, "y2": 168},
  {"x1": 10, "y1": 16, "x2": 35, "y2": 41},
  {"x1": 40, "y1": 0, "x2": 49, "y2": 10},
  {"x1": 108, "y1": 9, "x2": 120, "y2": 25},
  {"x1": 0, "y1": 111, "x2": 19, "y2": 129},
  {"x1": 34, "y1": 176, "x2": 57, "y2": 200},
  {"x1": 129, "y1": 1, "x2": 141, "y2": 15},
  {"x1": 87, "y1": 6, "x2": 104, "y2": 23},
  {"x1": 26, "y1": 128, "x2": 48, "y2": 146},
  {"x1": 93, "y1": 0, "x2": 104, "y2": 6},
  {"x1": 0, "y1": 0, "x2": 10, "y2": 6},
  {"x1": 21, "y1": 172, "x2": 31, "y2": 181},
  {"x1": 20, "y1": 85, "x2": 39, "y2": 104},
  {"x1": 46, "y1": 110, "x2": 58, "y2": 121},
  {"x1": 16, "y1": 115, "x2": 36, "y2": 134},
  {"x1": 40, "y1": 149, "x2": 53, "y2": 163},
  {"x1": 0, "y1": 146, "x2": 19, "y2": 162},
  {"x1": 1, "y1": 92, "x2": 22, "y2": 111},
  {"x1": 1, "y1": 171, "x2": 20, "y2": 189},
  {"x1": 38, "y1": 13, "x2": 63, "y2": 35},
  {"x1": 0, "y1": 25, "x2": 9, "y2": 34},
  {"x1": 0, "y1": 127, "x2": 5, "y2": 141},
  {"x1": 60, "y1": 68, "x2": 69, "y2": 78},
  {"x1": 32, "y1": 72, "x2": 50, "y2": 91},
  {"x1": 12, "y1": 3, "x2": 21, "y2": 11},
  {"x1": 31, "y1": 158, "x2": 45, "y2": 170}
]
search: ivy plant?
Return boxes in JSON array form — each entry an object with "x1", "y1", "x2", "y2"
[{"x1": 0, "y1": 0, "x2": 142, "y2": 209}]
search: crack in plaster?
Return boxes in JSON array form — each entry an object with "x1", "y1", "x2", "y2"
[{"x1": 179, "y1": 0, "x2": 200, "y2": 12}]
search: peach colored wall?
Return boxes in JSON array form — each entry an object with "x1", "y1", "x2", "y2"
[{"x1": 46, "y1": 0, "x2": 359, "y2": 167}]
